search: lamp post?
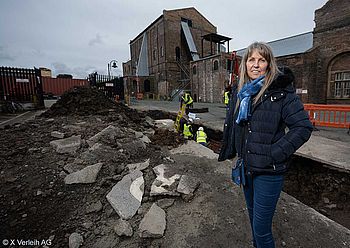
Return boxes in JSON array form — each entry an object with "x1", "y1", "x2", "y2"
[{"x1": 108, "y1": 60, "x2": 118, "y2": 79}]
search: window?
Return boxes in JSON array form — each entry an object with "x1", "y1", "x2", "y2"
[
  {"x1": 334, "y1": 72, "x2": 350, "y2": 98},
  {"x1": 213, "y1": 60, "x2": 219, "y2": 71},
  {"x1": 160, "y1": 46, "x2": 164, "y2": 57},
  {"x1": 181, "y1": 17, "x2": 192, "y2": 27},
  {"x1": 335, "y1": 81, "x2": 342, "y2": 97},
  {"x1": 344, "y1": 72, "x2": 350, "y2": 80},
  {"x1": 192, "y1": 65, "x2": 197, "y2": 75},
  {"x1": 344, "y1": 81, "x2": 350, "y2": 97}
]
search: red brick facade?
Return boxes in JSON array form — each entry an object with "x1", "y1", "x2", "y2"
[
  {"x1": 277, "y1": 0, "x2": 350, "y2": 104},
  {"x1": 123, "y1": 8, "x2": 217, "y2": 99}
]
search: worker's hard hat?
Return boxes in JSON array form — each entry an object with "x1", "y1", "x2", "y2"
[{"x1": 198, "y1": 127, "x2": 204, "y2": 131}]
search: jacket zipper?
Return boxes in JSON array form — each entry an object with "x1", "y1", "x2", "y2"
[{"x1": 243, "y1": 124, "x2": 249, "y2": 175}]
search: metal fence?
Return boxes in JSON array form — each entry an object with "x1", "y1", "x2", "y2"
[
  {"x1": 0, "y1": 66, "x2": 44, "y2": 108},
  {"x1": 88, "y1": 72, "x2": 124, "y2": 101}
]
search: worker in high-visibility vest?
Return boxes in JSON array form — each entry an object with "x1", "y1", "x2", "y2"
[
  {"x1": 181, "y1": 92, "x2": 193, "y2": 113},
  {"x1": 224, "y1": 91, "x2": 230, "y2": 106},
  {"x1": 183, "y1": 121, "x2": 193, "y2": 139},
  {"x1": 196, "y1": 126, "x2": 207, "y2": 146}
]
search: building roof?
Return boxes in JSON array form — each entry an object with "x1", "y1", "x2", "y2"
[
  {"x1": 202, "y1": 33, "x2": 231, "y2": 43},
  {"x1": 236, "y1": 31, "x2": 313, "y2": 57},
  {"x1": 130, "y1": 7, "x2": 216, "y2": 45}
]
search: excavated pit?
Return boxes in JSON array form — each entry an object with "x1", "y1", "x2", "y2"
[
  {"x1": 205, "y1": 125, "x2": 350, "y2": 230},
  {"x1": 147, "y1": 109, "x2": 350, "y2": 230}
]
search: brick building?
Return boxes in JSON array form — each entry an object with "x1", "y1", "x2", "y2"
[
  {"x1": 238, "y1": 0, "x2": 350, "y2": 104},
  {"x1": 122, "y1": 7, "x2": 231, "y2": 101},
  {"x1": 190, "y1": 51, "x2": 232, "y2": 103}
]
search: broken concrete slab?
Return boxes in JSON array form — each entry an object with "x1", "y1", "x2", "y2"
[
  {"x1": 106, "y1": 170, "x2": 144, "y2": 220},
  {"x1": 127, "y1": 158, "x2": 150, "y2": 172},
  {"x1": 114, "y1": 219, "x2": 133, "y2": 237},
  {"x1": 151, "y1": 164, "x2": 181, "y2": 196},
  {"x1": 157, "y1": 198, "x2": 175, "y2": 209},
  {"x1": 140, "y1": 135, "x2": 151, "y2": 144},
  {"x1": 154, "y1": 119, "x2": 174, "y2": 130},
  {"x1": 87, "y1": 125, "x2": 123, "y2": 147},
  {"x1": 51, "y1": 131, "x2": 64, "y2": 139},
  {"x1": 64, "y1": 163, "x2": 103, "y2": 184},
  {"x1": 177, "y1": 175, "x2": 200, "y2": 195},
  {"x1": 134, "y1": 131, "x2": 144, "y2": 139},
  {"x1": 50, "y1": 135, "x2": 82, "y2": 154},
  {"x1": 63, "y1": 161, "x2": 86, "y2": 174},
  {"x1": 68, "y1": 232, "x2": 83, "y2": 248},
  {"x1": 123, "y1": 140, "x2": 147, "y2": 152},
  {"x1": 170, "y1": 140, "x2": 218, "y2": 160},
  {"x1": 138, "y1": 203, "x2": 166, "y2": 238},
  {"x1": 144, "y1": 116, "x2": 155, "y2": 127}
]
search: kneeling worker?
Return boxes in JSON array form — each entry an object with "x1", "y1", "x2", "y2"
[
  {"x1": 196, "y1": 126, "x2": 207, "y2": 146},
  {"x1": 183, "y1": 120, "x2": 193, "y2": 139}
]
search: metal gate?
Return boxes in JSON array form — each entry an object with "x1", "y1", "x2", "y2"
[
  {"x1": 88, "y1": 72, "x2": 124, "y2": 101},
  {"x1": 0, "y1": 66, "x2": 44, "y2": 108}
]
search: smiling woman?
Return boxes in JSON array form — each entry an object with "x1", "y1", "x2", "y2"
[
  {"x1": 246, "y1": 51, "x2": 268, "y2": 80},
  {"x1": 219, "y1": 41, "x2": 313, "y2": 248}
]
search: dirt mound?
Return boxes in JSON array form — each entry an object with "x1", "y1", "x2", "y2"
[{"x1": 42, "y1": 86, "x2": 123, "y2": 117}]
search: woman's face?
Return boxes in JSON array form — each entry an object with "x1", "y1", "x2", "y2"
[{"x1": 246, "y1": 50, "x2": 269, "y2": 80}]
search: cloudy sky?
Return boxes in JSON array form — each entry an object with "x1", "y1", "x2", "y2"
[{"x1": 0, "y1": 0, "x2": 328, "y2": 78}]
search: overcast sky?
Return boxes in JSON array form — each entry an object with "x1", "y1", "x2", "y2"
[{"x1": 0, "y1": 0, "x2": 328, "y2": 78}]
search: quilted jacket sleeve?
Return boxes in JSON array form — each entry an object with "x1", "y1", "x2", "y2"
[
  {"x1": 270, "y1": 92, "x2": 313, "y2": 163},
  {"x1": 218, "y1": 86, "x2": 237, "y2": 161}
]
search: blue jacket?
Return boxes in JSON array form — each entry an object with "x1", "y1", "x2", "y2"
[{"x1": 218, "y1": 67, "x2": 313, "y2": 174}]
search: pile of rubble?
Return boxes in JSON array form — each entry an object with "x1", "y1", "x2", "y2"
[{"x1": 0, "y1": 87, "x2": 200, "y2": 248}]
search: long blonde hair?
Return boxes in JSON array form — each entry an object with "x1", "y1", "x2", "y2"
[{"x1": 236, "y1": 42, "x2": 279, "y2": 109}]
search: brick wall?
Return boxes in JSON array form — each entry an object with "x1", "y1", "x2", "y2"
[
  {"x1": 127, "y1": 8, "x2": 219, "y2": 97},
  {"x1": 191, "y1": 53, "x2": 230, "y2": 103},
  {"x1": 276, "y1": 0, "x2": 350, "y2": 104},
  {"x1": 313, "y1": 0, "x2": 350, "y2": 104}
]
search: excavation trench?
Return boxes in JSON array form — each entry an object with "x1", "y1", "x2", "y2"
[{"x1": 146, "y1": 110, "x2": 350, "y2": 230}]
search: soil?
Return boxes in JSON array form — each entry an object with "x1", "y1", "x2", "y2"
[
  {"x1": 0, "y1": 87, "x2": 184, "y2": 247},
  {"x1": 0, "y1": 86, "x2": 349, "y2": 248}
]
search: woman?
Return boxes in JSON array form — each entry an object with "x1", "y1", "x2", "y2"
[{"x1": 219, "y1": 42, "x2": 313, "y2": 248}]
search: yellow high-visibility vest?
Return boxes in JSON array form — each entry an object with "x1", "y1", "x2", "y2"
[
  {"x1": 196, "y1": 130, "x2": 207, "y2": 143},
  {"x1": 224, "y1": 91, "x2": 229, "y2": 105},
  {"x1": 183, "y1": 124, "x2": 193, "y2": 138},
  {"x1": 182, "y1": 93, "x2": 193, "y2": 105}
]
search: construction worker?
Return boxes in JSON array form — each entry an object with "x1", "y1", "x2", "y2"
[
  {"x1": 181, "y1": 92, "x2": 193, "y2": 114},
  {"x1": 183, "y1": 120, "x2": 194, "y2": 139},
  {"x1": 224, "y1": 86, "x2": 231, "y2": 110},
  {"x1": 224, "y1": 90, "x2": 230, "y2": 106},
  {"x1": 196, "y1": 126, "x2": 207, "y2": 146}
]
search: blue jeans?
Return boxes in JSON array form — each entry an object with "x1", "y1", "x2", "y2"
[{"x1": 243, "y1": 174, "x2": 284, "y2": 248}]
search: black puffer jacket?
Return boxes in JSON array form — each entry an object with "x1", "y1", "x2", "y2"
[{"x1": 218, "y1": 67, "x2": 313, "y2": 174}]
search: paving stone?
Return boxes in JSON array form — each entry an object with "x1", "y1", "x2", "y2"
[
  {"x1": 106, "y1": 170, "x2": 144, "y2": 219},
  {"x1": 64, "y1": 163, "x2": 103, "y2": 184},
  {"x1": 138, "y1": 203, "x2": 166, "y2": 238}
]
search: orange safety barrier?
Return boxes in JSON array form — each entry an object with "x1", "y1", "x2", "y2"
[{"x1": 304, "y1": 104, "x2": 350, "y2": 129}]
